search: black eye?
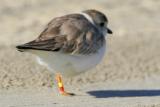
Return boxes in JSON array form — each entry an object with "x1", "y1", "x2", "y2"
[{"x1": 100, "y1": 22, "x2": 105, "y2": 27}]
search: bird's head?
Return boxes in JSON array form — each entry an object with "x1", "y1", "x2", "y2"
[{"x1": 83, "y1": 9, "x2": 113, "y2": 36}]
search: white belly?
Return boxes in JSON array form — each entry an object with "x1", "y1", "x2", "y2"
[{"x1": 31, "y1": 45, "x2": 106, "y2": 77}]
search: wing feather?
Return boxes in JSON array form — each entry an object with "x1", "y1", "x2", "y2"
[{"x1": 17, "y1": 14, "x2": 105, "y2": 55}]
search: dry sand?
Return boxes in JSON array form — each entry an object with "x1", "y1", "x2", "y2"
[{"x1": 0, "y1": 0, "x2": 160, "y2": 107}]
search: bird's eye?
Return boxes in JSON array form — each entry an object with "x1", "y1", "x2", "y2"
[{"x1": 100, "y1": 22, "x2": 105, "y2": 27}]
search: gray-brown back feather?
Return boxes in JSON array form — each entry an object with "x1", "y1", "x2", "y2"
[{"x1": 17, "y1": 14, "x2": 105, "y2": 55}]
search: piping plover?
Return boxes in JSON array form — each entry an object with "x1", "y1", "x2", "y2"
[{"x1": 16, "y1": 9, "x2": 112, "y2": 96}]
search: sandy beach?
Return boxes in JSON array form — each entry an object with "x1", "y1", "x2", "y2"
[{"x1": 0, "y1": 0, "x2": 160, "y2": 107}]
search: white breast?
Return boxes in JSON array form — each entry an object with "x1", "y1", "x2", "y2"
[{"x1": 32, "y1": 44, "x2": 106, "y2": 77}]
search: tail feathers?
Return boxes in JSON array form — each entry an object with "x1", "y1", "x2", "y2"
[
  {"x1": 16, "y1": 42, "x2": 53, "y2": 52},
  {"x1": 16, "y1": 44, "x2": 32, "y2": 52},
  {"x1": 16, "y1": 39, "x2": 60, "y2": 52}
]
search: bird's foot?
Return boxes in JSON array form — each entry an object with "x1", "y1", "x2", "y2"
[
  {"x1": 55, "y1": 73, "x2": 75, "y2": 96},
  {"x1": 60, "y1": 91, "x2": 75, "y2": 96}
]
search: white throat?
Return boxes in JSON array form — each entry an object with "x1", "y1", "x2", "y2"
[{"x1": 80, "y1": 12, "x2": 95, "y2": 25}]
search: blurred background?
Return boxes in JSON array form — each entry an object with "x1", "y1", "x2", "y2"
[{"x1": 0, "y1": 0, "x2": 160, "y2": 89}]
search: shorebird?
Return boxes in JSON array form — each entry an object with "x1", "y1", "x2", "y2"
[{"x1": 16, "y1": 9, "x2": 112, "y2": 96}]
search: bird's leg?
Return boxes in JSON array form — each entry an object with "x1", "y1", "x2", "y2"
[{"x1": 55, "y1": 73, "x2": 75, "y2": 96}]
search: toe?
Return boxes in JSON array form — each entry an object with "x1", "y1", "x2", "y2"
[{"x1": 61, "y1": 92, "x2": 75, "y2": 96}]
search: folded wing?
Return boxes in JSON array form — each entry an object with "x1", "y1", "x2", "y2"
[{"x1": 16, "y1": 14, "x2": 105, "y2": 55}]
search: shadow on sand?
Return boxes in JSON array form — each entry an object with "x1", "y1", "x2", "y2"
[{"x1": 87, "y1": 90, "x2": 160, "y2": 98}]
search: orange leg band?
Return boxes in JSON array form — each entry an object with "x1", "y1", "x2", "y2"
[
  {"x1": 56, "y1": 74, "x2": 65, "y2": 93},
  {"x1": 55, "y1": 73, "x2": 75, "y2": 96}
]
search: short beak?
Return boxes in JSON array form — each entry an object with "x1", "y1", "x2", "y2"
[{"x1": 107, "y1": 28, "x2": 113, "y2": 34}]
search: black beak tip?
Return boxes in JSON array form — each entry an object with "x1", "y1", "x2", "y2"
[{"x1": 107, "y1": 28, "x2": 113, "y2": 34}]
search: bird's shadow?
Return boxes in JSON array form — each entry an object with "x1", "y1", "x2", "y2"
[{"x1": 87, "y1": 90, "x2": 160, "y2": 98}]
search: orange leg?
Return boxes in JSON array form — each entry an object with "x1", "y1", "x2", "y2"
[{"x1": 55, "y1": 73, "x2": 75, "y2": 96}]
